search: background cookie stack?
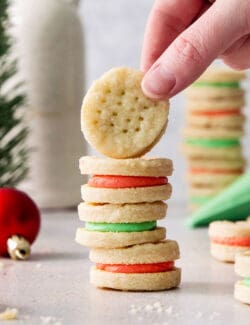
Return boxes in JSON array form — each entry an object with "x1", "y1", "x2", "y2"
[
  {"x1": 182, "y1": 68, "x2": 246, "y2": 211},
  {"x1": 75, "y1": 67, "x2": 181, "y2": 291}
]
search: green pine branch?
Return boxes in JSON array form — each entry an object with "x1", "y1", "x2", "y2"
[{"x1": 0, "y1": 0, "x2": 28, "y2": 187}]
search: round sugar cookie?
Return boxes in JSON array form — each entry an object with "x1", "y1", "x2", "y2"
[
  {"x1": 78, "y1": 201, "x2": 167, "y2": 223},
  {"x1": 81, "y1": 183, "x2": 172, "y2": 204},
  {"x1": 189, "y1": 185, "x2": 225, "y2": 198},
  {"x1": 187, "y1": 172, "x2": 241, "y2": 187},
  {"x1": 195, "y1": 68, "x2": 246, "y2": 82},
  {"x1": 79, "y1": 156, "x2": 173, "y2": 176},
  {"x1": 209, "y1": 221, "x2": 250, "y2": 238},
  {"x1": 90, "y1": 266, "x2": 181, "y2": 291},
  {"x1": 183, "y1": 127, "x2": 244, "y2": 139},
  {"x1": 186, "y1": 113, "x2": 245, "y2": 129},
  {"x1": 75, "y1": 227, "x2": 166, "y2": 248},
  {"x1": 181, "y1": 143, "x2": 242, "y2": 160},
  {"x1": 235, "y1": 251, "x2": 250, "y2": 277},
  {"x1": 186, "y1": 87, "x2": 244, "y2": 100},
  {"x1": 187, "y1": 159, "x2": 243, "y2": 186},
  {"x1": 234, "y1": 281, "x2": 250, "y2": 305},
  {"x1": 210, "y1": 243, "x2": 250, "y2": 263},
  {"x1": 186, "y1": 97, "x2": 245, "y2": 110},
  {"x1": 81, "y1": 67, "x2": 169, "y2": 158},
  {"x1": 90, "y1": 240, "x2": 179, "y2": 264},
  {"x1": 188, "y1": 158, "x2": 245, "y2": 170}
]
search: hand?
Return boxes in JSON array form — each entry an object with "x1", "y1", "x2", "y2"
[{"x1": 141, "y1": 0, "x2": 250, "y2": 99}]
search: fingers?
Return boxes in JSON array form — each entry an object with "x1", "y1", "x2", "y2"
[
  {"x1": 142, "y1": 0, "x2": 247, "y2": 99},
  {"x1": 140, "y1": 0, "x2": 205, "y2": 72},
  {"x1": 222, "y1": 36, "x2": 250, "y2": 70}
]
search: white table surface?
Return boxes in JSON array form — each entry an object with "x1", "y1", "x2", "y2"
[{"x1": 0, "y1": 203, "x2": 249, "y2": 325}]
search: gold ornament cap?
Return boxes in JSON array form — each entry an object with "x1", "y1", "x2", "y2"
[{"x1": 7, "y1": 235, "x2": 31, "y2": 260}]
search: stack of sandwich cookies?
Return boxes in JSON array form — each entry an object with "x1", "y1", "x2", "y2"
[
  {"x1": 76, "y1": 67, "x2": 181, "y2": 291},
  {"x1": 208, "y1": 221, "x2": 250, "y2": 263},
  {"x1": 76, "y1": 157, "x2": 172, "y2": 249},
  {"x1": 182, "y1": 68, "x2": 246, "y2": 210},
  {"x1": 90, "y1": 240, "x2": 180, "y2": 291},
  {"x1": 234, "y1": 251, "x2": 250, "y2": 304}
]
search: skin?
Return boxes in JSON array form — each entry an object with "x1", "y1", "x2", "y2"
[{"x1": 141, "y1": 0, "x2": 250, "y2": 99}]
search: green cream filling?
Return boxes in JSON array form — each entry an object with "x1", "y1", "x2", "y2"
[
  {"x1": 186, "y1": 138, "x2": 240, "y2": 148},
  {"x1": 243, "y1": 277, "x2": 250, "y2": 286},
  {"x1": 85, "y1": 221, "x2": 156, "y2": 232},
  {"x1": 190, "y1": 196, "x2": 212, "y2": 204},
  {"x1": 193, "y1": 81, "x2": 239, "y2": 88}
]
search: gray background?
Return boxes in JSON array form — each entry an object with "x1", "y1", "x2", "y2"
[{"x1": 79, "y1": 0, "x2": 250, "y2": 203}]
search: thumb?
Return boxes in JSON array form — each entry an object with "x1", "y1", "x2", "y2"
[{"x1": 142, "y1": 1, "x2": 246, "y2": 99}]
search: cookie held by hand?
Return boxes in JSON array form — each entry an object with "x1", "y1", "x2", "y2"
[{"x1": 81, "y1": 67, "x2": 169, "y2": 158}]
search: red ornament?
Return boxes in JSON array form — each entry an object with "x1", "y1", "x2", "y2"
[{"x1": 0, "y1": 188, "x2": 40, "y2": 259}]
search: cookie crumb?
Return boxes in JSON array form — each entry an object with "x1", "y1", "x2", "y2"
[
  {"x1": 209, "y1": 311, "x2": 220, "y2": 320},
  {"x1": 144, "y1": 304, "x2": 153, "y2": 312},
  {"x1": 41, "y1": 316, "x2": 53, "y2": 323},
  {"x1": 0, "y1": 261, "x2": 4, "y2": 270},
  {"x1": 40, "y1": 316, "x2": 62, "y2": 324},
  {"x1": 129, "y1": 308, "x2": 138, "y2": 315},
  {"x1": 195, "y1": 311, "x2": 203, "y2": 319},
  {"x1": 153, "y1": 302, "x2": 162, "y2": 309},
  {"x1": 165, "y1": 306, "x2": 173, "y2": 315},
  {"x1": 156, "y1": 307, "x2": 163, "y2": 313},
  {"x1": 0, "y1": 308, "x2": 18, "y2": 320}
]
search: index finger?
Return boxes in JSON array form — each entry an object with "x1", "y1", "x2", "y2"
[{"x1": 141, "y1": 0, "x2": 205, "y2": 72}]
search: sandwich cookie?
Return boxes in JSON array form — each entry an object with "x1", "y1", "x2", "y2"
[
  {"x1": 76, "y1": 201, "x2": 167, "y2": 248},
  {"x1": 209, "y1": 221, "x2": 250, "y2": 262},
  {"x1": 80, "y1": 156, "x2": 173, "y2": 204},
  {"x1": 182, "y1": 126, "x2": 243, "y2": 160},
  {"x1": 187, "y1": 159, "x2": 245, "y2": 187},
  {"x1": 182, "y1": 135, "x2": 242, "y2": 160},
  {"x1": 81, "y1": 67, "x2": 169, "y2": 158},
  {"x1": 89, "y1": 240, "x2": 181, "y2": 291},
  {"x1": 186, "y1": 97, "x2": 245, "y2": 111},
  {"x1": 234, "y1": 251, "x2": 250, "y2": 304},
  {"x1": 185, "y1": 109, "x2": 245, "y2": 129},
  {"x1": 186, "y1": 68, "x2": 245, "y2": 100},
  {"x1": 183, "y1": 126, "x2": 244, "y2": 139},
  {"x1": 186, "y1": 85, "x2": 244, "y2": 99},
  {"x1": 191, "y1": 68, "x2": 245, "y2": 82}
]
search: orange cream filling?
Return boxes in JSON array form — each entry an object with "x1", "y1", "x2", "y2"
[
  {"x1": 191, "y1": 109, "x2": 241, "y2": 117},
  {"x1": 88, "y1": 175, "x2": 168, "y2": 188},
  {"x1": 96, "y1": 261, "x2": 174, "y2": 273},
  {"x1": 190, "y1": 168, "x2": 243, "y2": 175},
  {"x1": 211, "y1": 237, "x2": 250, "y2": 247}
]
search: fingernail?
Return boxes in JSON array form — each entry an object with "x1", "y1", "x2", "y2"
[{"x1": 142, "y1": 63, "x2": 176, "y2": 99}]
